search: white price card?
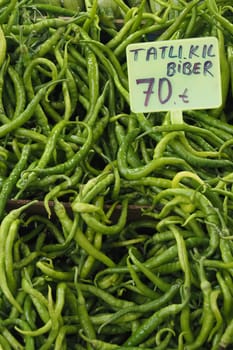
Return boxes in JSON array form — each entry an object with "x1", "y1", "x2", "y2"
[{"x1": 126, "y1": 37, "x2": 222, "y2": 113}]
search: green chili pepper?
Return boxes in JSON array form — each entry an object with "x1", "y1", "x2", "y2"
[
  {"x1": 0, "y1": 143, "x2": 30, "y2": 220},
  {"x1": 98, "y1": 280, "x2": 182, "y2": 334},
  {"x1": 185, "y1": 259, "x2": 215, "y2": 350},
  {"x1": 123, "y1": 285, "x2": 188, "y2": 346},
  {"x1": 0, "y1": 200, "x2": 37, "y2": 313}
]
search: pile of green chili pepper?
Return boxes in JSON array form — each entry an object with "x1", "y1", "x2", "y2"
[{"x1": 0, "y1": 0, "x2": 233, "y2": 348}]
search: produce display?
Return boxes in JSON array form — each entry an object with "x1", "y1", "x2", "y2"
[{"x1": 0, "y1": 0, "x2": 233, "y2": 349}]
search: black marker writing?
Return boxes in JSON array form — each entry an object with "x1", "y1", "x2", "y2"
[
  {"x1": 167, "y1": 60, "x2": 213, "y2": 77},
  {"x1": 130, "y1": 43, "x2": 216, "y2": 61}
]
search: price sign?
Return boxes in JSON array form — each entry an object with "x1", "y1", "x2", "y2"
[{"x1": 126, "y1": 37, "x2": 222, "y2": 113}]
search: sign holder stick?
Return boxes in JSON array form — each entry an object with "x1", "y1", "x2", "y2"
[{"x1": 170, "y1": 110, "x2": 183, "y2": 124}]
